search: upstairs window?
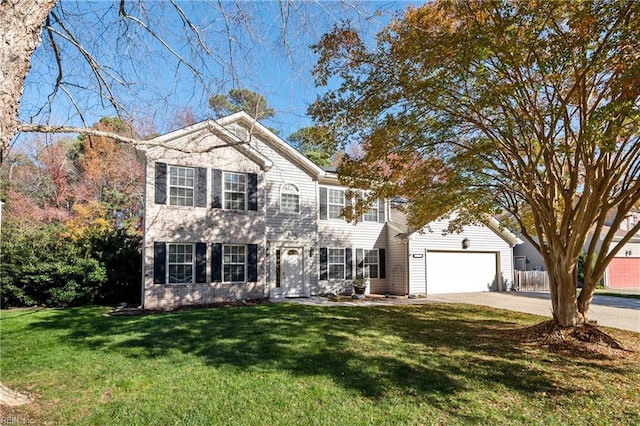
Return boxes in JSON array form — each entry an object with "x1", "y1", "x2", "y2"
[
  {"x1": 328, "y1": 189, "x2": 345, "y2": 219},
  {"x1": 169, "y1": 166, "x2": 195, "y2": 206},
  {"x1": 280, "y1": 184, "x2": 300, "y2": 213},
  {"x1": 224, "y1": 172, "x2": 247, "y2": 210},
  {"x1": 362, "y1": 202, "x2": 379, "y2": 222}
]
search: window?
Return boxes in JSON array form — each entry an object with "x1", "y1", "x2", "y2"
[
  {"x1": 168, "y1": 243, "x2": 194, "y2": 284},
  {"x1": 169, "y1": 166, "x2": 195, "y2": 206},
  {"x1": 363, "y1": 249, "x2": 379, "y2": 278},
  {"x1": 275, "y1": 249, "x2": 281, "y2": 288},
  {"x1": 280, "y1": 184, "x2": 300, "y2": 213},
  {"x1": 223, "y1": 245, "x2": 246, "y2": 282},
  {"x1": 224, "y1": 172, "x2": 247, "y2": 210},
  {"x1": 362, "y1": 201, "x2": 378, "y2": 222},
  {"x1": 328, "y1": 189, "x2": 345, "y2": 219},
  {"x1": 328, "y1": 248, "x2": 345, "y2": 279}
]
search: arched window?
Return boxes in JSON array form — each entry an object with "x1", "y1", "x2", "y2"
[{"x1": 280, "y1": 183, "x2": 300, "y2": 213}]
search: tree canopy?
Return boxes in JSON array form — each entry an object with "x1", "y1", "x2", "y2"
[
  {"x1": 311, "y1": 0, "x2": 640, "y2": 327},
  {"x1": 209, "y1": 89, "x2": 276, "y2": 121},
  {"x1": 287, "y1": 126, "x2": 335, "y2": 167}
]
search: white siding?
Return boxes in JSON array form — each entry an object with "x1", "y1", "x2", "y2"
[
  {"x1": 236, "y1": 124, "x2": 320, "y2": 297},
  {"x1": 407, "y1": 218, "x2": 514, "y2": 294},
  {"x1": 386, "y1": 223, "x2": 408, "y2": 295},
  {"x1": 317, "y1": 186, "x2": 389, "y2": 294}
]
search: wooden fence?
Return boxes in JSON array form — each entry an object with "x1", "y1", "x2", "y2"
[{"x1": 514, "y1": 270, "x2": 550, "y2": 292}]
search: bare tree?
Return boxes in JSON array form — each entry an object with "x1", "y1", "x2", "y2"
[{"x1": 1, "y1": 0, "x2": 396, "y2": 165}]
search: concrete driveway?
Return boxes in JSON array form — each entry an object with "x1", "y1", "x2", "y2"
[{"x1": 427, "y1": 292, "x2": 640, "y2": 333}]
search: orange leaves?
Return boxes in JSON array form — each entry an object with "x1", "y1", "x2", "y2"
[{"x1": 62, "y1": 200, "x2": 113, "y2": 241}]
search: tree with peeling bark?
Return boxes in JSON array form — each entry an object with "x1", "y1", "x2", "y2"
[{"x1": 310, "y1": 0, "x2": 640, "y2": 327}]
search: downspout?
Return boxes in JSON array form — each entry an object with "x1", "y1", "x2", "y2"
[{"x1": 139, "y1": 155, "x2": 147, "y2": 309}]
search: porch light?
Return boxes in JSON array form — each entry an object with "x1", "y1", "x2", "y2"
[{"x1": 462, "y1": 238, "x2": 470, "y2": 250}]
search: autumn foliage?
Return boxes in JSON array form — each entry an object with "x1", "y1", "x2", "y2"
[
  {"x1": 311, "y1": 0, "x2": 640, "y2": 326},
  {"x1": 1, "y1": 117, "x2": 144, "y2": 307}
]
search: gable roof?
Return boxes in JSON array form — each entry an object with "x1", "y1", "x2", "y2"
[
  {"x1": 140, "y1": 117, "x2": 274, "y2": 171},
  {"x1": 215, "y1": 111, "x2": 331, "y2": 179}
]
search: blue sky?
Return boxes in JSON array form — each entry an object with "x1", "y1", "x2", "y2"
[{"x1": 18, "y1": 1, "x2": 417, "y2": 146}]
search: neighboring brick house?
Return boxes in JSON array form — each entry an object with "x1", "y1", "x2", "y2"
[{"x1": 141, "y1": 112, "x2": 518, "y2": 309}]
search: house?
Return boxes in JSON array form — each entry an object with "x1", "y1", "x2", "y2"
[
  {"x1": 140, "y1": 112, "x2": 519, "y2": 309},
  {"x1": 513, "y1": 211, "x2": 640, "y2": 289}
]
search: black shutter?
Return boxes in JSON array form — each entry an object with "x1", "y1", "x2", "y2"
[
  {"x1": 345, "y1": 248, "x2": 353, "y2": 279},
  {"x1": 155, "y1": 162, "x2": 167, "y2": 205},
  {"x1": 356, "y1": 249, "x2": 364, "y2": 278},
  {"x1": 153, "y1": 242, "x2": 166, "y2": 284},
  {"x1": 211, "y1": 243, "x2": 222, "y2": 282},
  {"x1": 320, "y1": 247, "x2": 328, "y2": 280},
  {"x1": 196, "y1": 243, "x2": 207, "y2": 283},
  {"x1": 379, "y1": 249, "x2": 386, "y2": 279},
  {"x1": 247, "y1": 244, "x2": 258, "y2": 282},
  {"x1": 319, "y1": 187, "x2": 327, "y2": 220},
  {"x1": 247, "y1": 173, "x2": 258, "y2": 211},
  {"x1": 378, "y1": 198, "x2": 386, "y2": 223},
  {"x1": 196, "y1": 168, "x2": 207, "y2": 207},
  {"x1": 212, "y1": 169, "x2": 222, "y2": 208}
]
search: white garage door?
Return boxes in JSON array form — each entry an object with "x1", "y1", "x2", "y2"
[{"x1": 426, "y1": 251, "x2": 497, "y2": 294}]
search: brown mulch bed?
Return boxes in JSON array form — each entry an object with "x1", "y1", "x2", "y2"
[{"x1": 508, "y1": 319, "x2": 637, "y2": 359}]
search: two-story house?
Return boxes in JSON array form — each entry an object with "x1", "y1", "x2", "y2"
[{"x1": 141, "y1": 112, "x2": 518, "y2": 309}]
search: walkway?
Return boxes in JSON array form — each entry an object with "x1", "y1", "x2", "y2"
[{"x1": 274, "y1": 292, "x2": 640, "y2": 333}]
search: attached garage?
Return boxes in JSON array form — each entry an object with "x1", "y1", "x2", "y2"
[
  {"x1": 394, "y1": 216, "x2": 520, "y2": 296},
  {"x1": 426, "y1": 251, "x2": 498, "y2": 294}
]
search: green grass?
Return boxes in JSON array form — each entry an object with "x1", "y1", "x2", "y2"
[
  {"x1": 594, "y1": 290, "x2": 640, "y2": 300},
  {"x1": 1, "y1": 303, "x2": 639, "y2": 425}
]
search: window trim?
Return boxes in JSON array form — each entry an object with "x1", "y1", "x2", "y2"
[
  {"x1": 168, "y1": 165, "x2": 195, "y2": 207},
  {"x1": 328, "y1": 248, "x2": 346, "y2": 280},
  {"x1": 223, "y1": 171, "x2": 247, "y2": 211},
  {"x1": 167, "y1": 243, "x2": 195, "y2": 284},
  {"x1": 280, "y1": 183, "x2": 300, "y2": 214},
  {"x1": 223, "y1": 244, "x2": 247, "y2": 283}
]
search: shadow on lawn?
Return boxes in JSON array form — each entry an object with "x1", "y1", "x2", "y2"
[{"x1": 27, "y1": 303, "x2": 580, "y2": 412}]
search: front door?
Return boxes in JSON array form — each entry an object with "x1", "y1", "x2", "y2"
[{"x1": 282, "y1": 248, "x2": 304, "y2": 297}]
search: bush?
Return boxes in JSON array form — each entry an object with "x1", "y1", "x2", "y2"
[{"x1": 1, "y1": 222, "x2": 141, "y2": 308}]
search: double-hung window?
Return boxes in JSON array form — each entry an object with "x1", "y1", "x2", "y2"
[
  {"x1": 223, "y1": 245, "x2": 246, "y2": 282},
  {"x1": 362, "y1": 202, "x2": 379, "y2": 222},
  {"x1": 328, "y1": 189, "x2": 345, "y2": 219},
  {"x1": 168, "y1": 243, "x2": 194, "y2": 284},
  {"x1": 363, "y1": 249, "x2": 379, "y2": 278},
  {"x1": 224, "y1": 172, "x2": 247, "y2": 210},
  {"x1": 280, "y1": 183, "x2": 300, "y2": 213},
  {"x1": 169, "y1": 166, "x2": 195, "y2": 206},
  {"x1": 328, "y1": 248, "x2": 345, "y2": 279}
]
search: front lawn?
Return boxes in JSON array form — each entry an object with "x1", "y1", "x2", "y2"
[{"x1": 1, "y1": 303, "x2": 639, "y2": 425}]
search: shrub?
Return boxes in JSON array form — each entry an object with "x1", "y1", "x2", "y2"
[{"x1": 1, "y1": 222, "x2": 141, "y2": 308}]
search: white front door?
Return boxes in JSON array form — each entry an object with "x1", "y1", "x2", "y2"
[{"x1": 282, "y1": 248, "x2": 304, "y2": 297}]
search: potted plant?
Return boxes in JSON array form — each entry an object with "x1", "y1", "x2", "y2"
[{"x1": 353, "y1": 273, "x2": 368, "y2": 296}]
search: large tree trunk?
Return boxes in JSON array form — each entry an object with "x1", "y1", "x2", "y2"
[
  {"x1": 0, "y1": 0, "x2": 57, "y2": 165},
  {"x1": 546, "y1": 253, "x2": 582, "y2": 327}
]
